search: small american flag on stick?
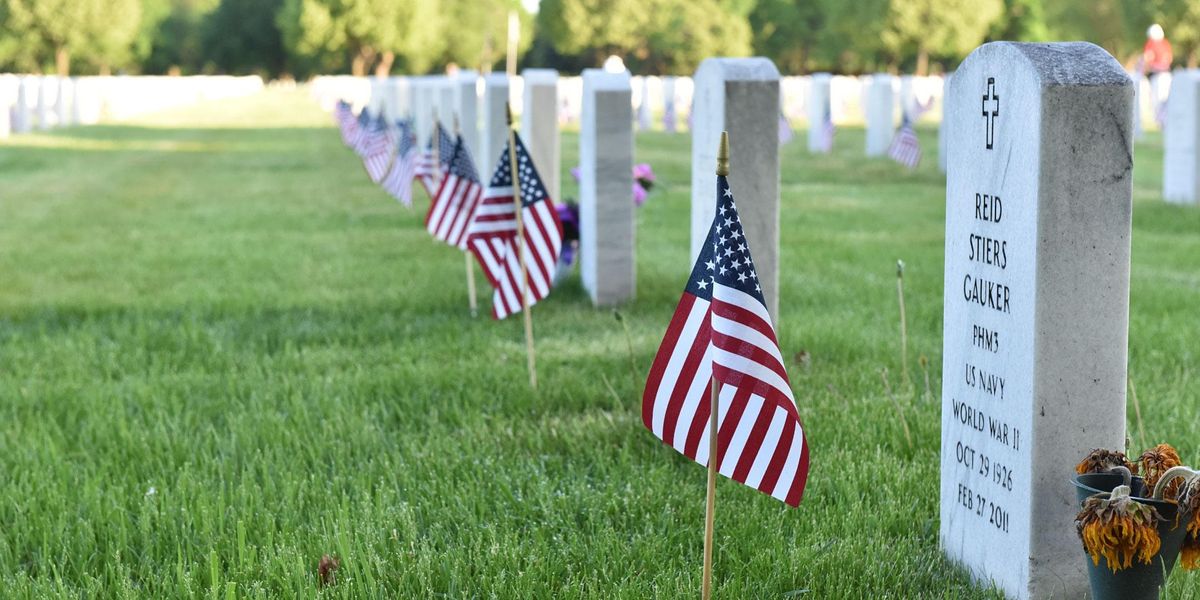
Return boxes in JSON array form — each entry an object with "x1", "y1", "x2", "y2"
[
  {"x1": 381, "y1": 119, "x2": 419, "y2": 207},
  {"x1": 335, "y1": 101, "x2": 357, "y2": 146},
  {"x1": 427, "y1": 135, "x2": 484, "y2": 248},
  {"x1": 360, "y1": 116, "x2": 394, "y2": 183},
  {"x1": 464, "y1": 132, "x2": 563, "y2": 320},
  {"x1": 346, "y1": 109, "x2": 371, "y2": 153},
  {"x1": 642, "y1": 145, "x2": 810, "y2": 508},
  {"x1": 415, "y1": 124, "x2": 455, "y2": 198},
  {"x1": 888, "y1": 115, "x2": 921, "y2": 170}
]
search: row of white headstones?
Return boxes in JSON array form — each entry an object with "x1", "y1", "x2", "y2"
[
  {"x1": 320, "y1": 43, "x2": 1173, "y2": 600},
  {"x1": 0, "y1": 74, "x2": 265, "y2": 136}
]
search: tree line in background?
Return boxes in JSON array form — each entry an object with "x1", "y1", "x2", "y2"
[{"x1": 0, "y1": 0, "x2": 1197, "y2": 78}]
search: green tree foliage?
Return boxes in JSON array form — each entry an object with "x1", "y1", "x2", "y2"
[
  {"x1": 142, "y1": 0, "x2": 220, "y2": 74},
  {"x1": 276, "y1": 0, "x2": 450, "y2": 77},
  {"x1": 435, "y1": 0, "x2": 531, "y2": 73},
  {"x1": 537, "y1": 0, "x2": 751, "y2": 74},
  {"x1": 990, "y1": 0, "x2": 1051, "y2": 42},
  {"x1": 3, "y1": 0, "x2": 142, "y2": 74},
  {"x1": 203, "y1": 0, "x2": 286, "y2": 75},
  {"x1": 1044, "y1": 0, "x2": 1150, "y2": 63},
  {"x1": 878, "y1": 0, "x2": 1004, "y2": 74},
  {"x1": 749, "y1": 0, "x2": 824, "y2": 74}
]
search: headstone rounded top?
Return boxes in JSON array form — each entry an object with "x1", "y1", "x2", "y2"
[
  {"x1": 582, "y1": 68, "x2": 631, "y2": 90},
  {"x1": 457, "y1": 70, "x2": 479, "y2": 81},
  {"x1": 484, "y1": 72, "x2": 509, "y2": 85},
  {"x1": 963, "y1": 42, "x2": 1131, "y2": 88},
  {"x1": 695, "y1": 57, "x2": 780, "y2": 81},
  {"x1": 521, "y1": 69, "x2": 559, "y2": 84}
]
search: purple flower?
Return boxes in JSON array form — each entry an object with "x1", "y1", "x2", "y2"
[
  {"x1": 633, "y1": 183, "x2": 647, "y2": 207},
  {"x1": 633, "y1": 163, "x2": 655, "y2": 183},
  {"x1": 568, "y1": 163, "x2": 657, "y2": 206}
]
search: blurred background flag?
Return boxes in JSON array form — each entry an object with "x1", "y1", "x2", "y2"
[
  {"x1": 381, "y1": 118, "x2": 419, "y2": 207},
  {"x1": 888, "y1": 114, "x2": 921, "y2": 169}
]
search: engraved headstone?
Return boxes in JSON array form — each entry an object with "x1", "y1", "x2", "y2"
[
  {"x1": 1163, "y1": 69, "x2": 1200, "y2": 204},
  {"x1": 940, "y1": 42, "x2": 1133, "y2": 599},
  {"x1": 690, "y1": 57, "x2": 781, "y2": 318},
  {"x1": 580, "y1": 69, "x2": 635, "y2": 306},
  {"x1": 865, "y1": 74, "x2": 895, "y2": 156},
  {"x1": 482, "y1": 73, "x2": 509, "y2": 169},
  {"x1": 807, "y1": 73, "x2": 832, "y2": 153},
  {"x1": 521, "y1": 69, "x2": 561, "y2": 202}
]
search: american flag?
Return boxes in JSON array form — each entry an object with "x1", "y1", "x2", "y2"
[
  {"x1": 888, "y1": 115, "x2": 921, "y2": 169},
  {"x1": 815, "y1": 107, "x2": 835, "y2": 153},
  {"x1": 350, "y1": 110, "x2": 377, "y2": 156},
  {"x1": 381, "y1": 119, "x2": 419, "y2": 207},
  {"x1": 415, "y1": 124, "x2": 455, "y2": 198},
  {"x1": 426, "y1": 135, "x2": 484, "y2": 248},
  {"x1": 643, "y1": 175, "x2": 809, "y2": 507},
  {"x1": 360, "y1": 116, "x2": 394, "y2": 183},
  {"x1": 335, "y1": 101, "x2": 357, "y2": 146},
  {"x1": 464, "y1": 132, "x2": 563, "y2": 320}
]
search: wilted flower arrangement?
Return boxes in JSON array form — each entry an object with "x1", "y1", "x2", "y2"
[{"x1": 1074, "y1": 444, "x2": 1200, "y2": 576}]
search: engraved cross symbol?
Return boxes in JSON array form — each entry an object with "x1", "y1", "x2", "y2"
[{"x1": 982, "y1": 77, "x2": 999, "y2": 150}]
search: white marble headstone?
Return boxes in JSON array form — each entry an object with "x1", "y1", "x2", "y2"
[
  {"x1": 940, "y1": 42, "x2": 1133, "y2": 600},
  {"x1": 865, "y1": 74, "x2": 895, "y2": 156},
  {"x1": 455, "y1": 70, "x2": 480, "y2": 162},
  {"x1": 411, "y1": 77, "x2": 431, "y2": 143},
  {"x1": 520, "y1": 69, "x2": 561, "y2": 202},
  {"x1": 580, "y1": 69, "x2": 635, "y2": 306},
  {"x1": 938, "y1": 72, "x2": 952, "y2": 173},
  {"x1": 807, "y1": 73, "x2": 832, "y2": 153},
  {"x1": 481, "y1": 73, "x2": 509, "y2": 172},
  {"x1": 662, "y1": 76, "x2": 676, "y2": 133},
  {"x1": 637, "y1": 76, "x2": 652, "y2": 131},
  {"x1": 13, "y1": 76, "x2": 32, "y2": 133},
  {"x1": 436, "y1": 76, "x2": 455, "y2": 129},
  {"x1": 690, "y1": 57, "x2": 781, "y2": 318},
  {"x1": 1163, "y1": 69, "x2": 1200, "y2": 204}
]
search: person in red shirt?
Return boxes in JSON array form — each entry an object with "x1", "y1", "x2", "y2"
[
  {"x1": 1143, "y1": 24, "x2": 1174, "y2": 121},
  {"x1": 1144, "y1": 24, "x2": 1173, "y2": 74}
]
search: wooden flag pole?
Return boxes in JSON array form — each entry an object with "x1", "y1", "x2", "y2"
[
  {"x1": 703, "y1": 379, "x2": 719, "y2": 600},
  {"x1": 896, "y1": 259, "x2": 909, "y2": 387},
  {"x1": 506, "y1": 103, "x2": 537, "y2": 389},
  {"x1": 454, "y1": 113, "x2": 479, "y2": 317},
  {"x1": 702, "y1": 131, "x2": 730, "y2": 600}
]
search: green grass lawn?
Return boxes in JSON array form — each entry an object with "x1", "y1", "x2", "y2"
[{"x1": 1, "y1": 87, "x2": 1199, "y2": 598}]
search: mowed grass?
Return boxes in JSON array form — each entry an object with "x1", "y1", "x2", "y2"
[{"x1": 1, "y1": 87, "x2": 1199, "y2": 599}]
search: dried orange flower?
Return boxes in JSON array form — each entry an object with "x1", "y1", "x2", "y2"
[
  {"x1": 1076, "y1": 485, "x2": 1163, "y2": 572},
  {"x1": 1139, "y1": 444, "x2": 1183, "y2": 500},
  {"x1": 1076, "y1": 448, "x2": 1135, "y2": 476},
  {"x1": 1176, "y1": 478, "x2": 1200, "y2": 570}
]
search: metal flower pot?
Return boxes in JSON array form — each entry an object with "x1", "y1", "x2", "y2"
[{"x1": 1072, "y1": 474, "x2": 1190, "y2": 600}]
